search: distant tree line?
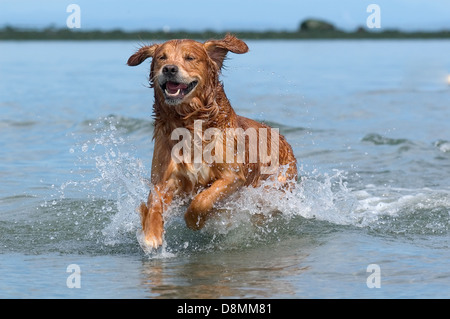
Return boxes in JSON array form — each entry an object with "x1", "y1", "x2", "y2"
[{"x1": 1, "y1": 19, "x2": 449, "y2": 40}]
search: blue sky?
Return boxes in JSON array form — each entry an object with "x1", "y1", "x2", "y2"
[{"x1": 1, "y1": 0, "x2": 450, "y2": 31}]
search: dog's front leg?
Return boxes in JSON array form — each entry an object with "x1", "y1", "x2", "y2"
[
  {"x1": 185, "y1": 173, "x2": 244, "y2": 230},
  {"x1": 139, "y1": 184, "x2": 174, "y2": 249}
]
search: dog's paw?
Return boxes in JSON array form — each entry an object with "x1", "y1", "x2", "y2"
[
  {"x1": 138, "y1": 202, "x2": 164, "y2": 250},
  {"x1": 138, "y1": 230, "x2": 163, "y2": 252},
  {"x1": 144, "y1": 233, "x2": 163, "y2": 249}
]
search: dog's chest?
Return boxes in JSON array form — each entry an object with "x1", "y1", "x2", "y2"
[
  {"x1": 184, "y1": 162, "x2": 211, "y2": 184},
  {"x1": 171, "y1": 161, "x2": 213, "y2": 193}
]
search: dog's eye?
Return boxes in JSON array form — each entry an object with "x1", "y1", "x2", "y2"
[
  {"x1": 158, "y1": 54, "x2": 167, "y2": 61},
  {"x1": 185, "y1": 55, "x2": 195, "y2": 61}
]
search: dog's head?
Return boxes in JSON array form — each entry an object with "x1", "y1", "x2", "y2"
[{"x1": 127, "y1": 34, "x2": 248, "y2": 106}]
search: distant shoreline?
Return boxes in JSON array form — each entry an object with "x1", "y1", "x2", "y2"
[{"x1": 1, "y1": 26, "x2": 450, "y2": 41}]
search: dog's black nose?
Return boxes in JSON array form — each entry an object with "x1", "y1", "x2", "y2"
[{"x1": 162, "y1": 65, "x2": 178, "y2": 76}]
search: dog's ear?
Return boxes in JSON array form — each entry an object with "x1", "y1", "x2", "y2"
[
  {"x1": 204, "y1": 34, "x2": 249, "y2": 70},
  {"x1": 127, "y1": 44, "x2": 159, "y2": 66}
]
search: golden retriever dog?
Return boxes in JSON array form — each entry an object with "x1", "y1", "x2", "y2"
[{"x1": 127, "y1": 34, "x2": 297, "y2": 249}]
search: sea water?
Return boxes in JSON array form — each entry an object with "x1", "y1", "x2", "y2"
[{"x1": 0, "y1": 40, "x2": 449, "y2": 298}]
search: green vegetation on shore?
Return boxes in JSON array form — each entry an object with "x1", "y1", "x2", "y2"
[{"x1": 1, "y1": 20, "x2": 449, "y2": 41}]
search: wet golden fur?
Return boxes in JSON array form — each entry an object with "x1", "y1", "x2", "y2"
[{"x1": 127, "y1": 34, "x2": 297, "y2": 249}]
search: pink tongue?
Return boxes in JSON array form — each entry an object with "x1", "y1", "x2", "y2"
[{"x1": 166, "y1": 81, "x2": 188, "y2": 94}]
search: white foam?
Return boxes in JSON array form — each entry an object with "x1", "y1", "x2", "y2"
[
  {"x1": 73, "y1": 118, "x2": 450, "y2": 257},
  {"x1": 101, "y1": 152, "x2": 449, "y2": 255}
]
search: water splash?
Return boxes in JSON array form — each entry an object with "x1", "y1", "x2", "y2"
[
  {"x1": 80, "y1": 118, "x2": 364, "y2": 255},
  {"x1": 134, "y1": 169, "x2": 368, "y2": 256},
  {"x1": 434, "y1": 139, "x2": 450, "y2": 153},
  {"x1": 59, "y1": 116, "x2": 450, "y2": 257},
  {"x1": 60, "y1": 116, "x2": 148, "y2": 250}
]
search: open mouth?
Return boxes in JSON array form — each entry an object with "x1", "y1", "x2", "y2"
[{"x1": 160, "y1": 80, "x2": 198, "y2": 102}]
